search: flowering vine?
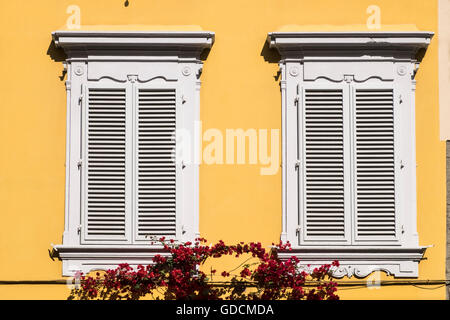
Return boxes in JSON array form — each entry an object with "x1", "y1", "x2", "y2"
[{"x1": 68, "y1": 238, "x2": 339, "y2": 300}]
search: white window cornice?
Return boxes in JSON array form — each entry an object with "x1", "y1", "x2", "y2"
[
  {"x1": 52, "y1": 30, "x2": 215, "y2": 59},
  {"x1": 267, "y1": 31, "x2": 433, "y2": 60}
]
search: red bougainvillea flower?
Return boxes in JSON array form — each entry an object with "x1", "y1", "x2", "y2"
[{"x1": 68, "y1": 239, "x2": 339, "y2": 300}]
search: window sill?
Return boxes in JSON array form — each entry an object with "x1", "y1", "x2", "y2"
[
  {"x1": 275, "y1": 246, "x2": 428, "y2": 278},
  {"x1": 53, "y1": 245, "x2": 171, "y2": 277}
]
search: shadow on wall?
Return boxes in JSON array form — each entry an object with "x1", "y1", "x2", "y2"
[
  {"x1": 260, "y1": 41, "x2": 281, "y2": 81},
  {"x1": 416, "y1": 47, "x2": 427, "y2": 63},
  {"x1": 47, "y1": 40, "x2": 67, "y2": 81},
  {"x1": 200, "y1": 48, "x2": 211, "y2": 61}
]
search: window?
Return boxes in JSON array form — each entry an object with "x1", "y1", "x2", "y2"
[
  {"x1": 268, "y1": 32, "x2": 433, "y2": 278},
  {"x1": 52, "y1": 31, "x2": 214, "y2": 276}
]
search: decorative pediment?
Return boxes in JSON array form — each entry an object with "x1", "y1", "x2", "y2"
[
  {"x1": 87, "y1": 61, "x2": 179, "y2": 83},
  {"x1": 303, "y1": 61, "x2": 395, "y2": 82}
]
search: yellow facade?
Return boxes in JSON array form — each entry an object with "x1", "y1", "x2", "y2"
[{"x1": 0, "y1": 0, "x2": 445, "y2": 299}]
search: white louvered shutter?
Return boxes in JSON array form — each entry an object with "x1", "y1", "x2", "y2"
[
  {"x1": 302, "y1": 88, "x2": 349, "y2": 242},
  {"x1": 83, "y1": 87, "x2": 129, "y2": 242},
  {"x1": 353, "y1": 88, "x2": 397, "y2": 241},
  {"x1": 135, "y1": 88, "x2": 177, "y2": 240}
]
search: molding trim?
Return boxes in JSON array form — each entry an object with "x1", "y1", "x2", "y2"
[
  {"x1": 54, "y1": 245, "x2": 171, "y2": 276},
  {"x1": 276, "y1": 247, "x2": 427, "y2": 278},
  {"x1": 54, "y1": 245, "x2": 170, "y2": 258},
  {"x1": 53, "y1": 31, "x2": 215, "y2": 59},
  {"x1": 267, "y1": 32, "x2": 433, "y2": 59}
]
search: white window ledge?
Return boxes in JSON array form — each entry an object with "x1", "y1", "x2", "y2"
[
  {"x1": 276, "y1": 246, "x2": 427, "y2": 278},
  {"x1": 54, "y1": 245, "x2": 427, "y2": 278},
  {"x1": 53, "y1": 245, "x2": 172, "y2": 277}
]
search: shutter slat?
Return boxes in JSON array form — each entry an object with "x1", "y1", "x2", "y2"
[
  {"x1": 304, "y1": 89, "x2": 346, "y2": 239},
  {"x1": 86, "y1": 88, "x2": 127, "y2": 239},
  {"x1": 355, "y1": 89, "x2": 396, "y2": 238},
  {"x1": 137, "y1": 89, "x2": 177, "y2": 238}
]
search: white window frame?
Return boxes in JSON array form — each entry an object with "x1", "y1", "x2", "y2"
[
  {"x1": 268, "y1": 32, "x2": 433, "y2": 278},
  {"x1": 52, "y1": 31, "x2": 214, "y2": 276}
]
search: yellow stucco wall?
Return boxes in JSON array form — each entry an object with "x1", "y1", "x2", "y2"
[{"x1": 0, "y1": 0, "x2": 445, "y2": 299}]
